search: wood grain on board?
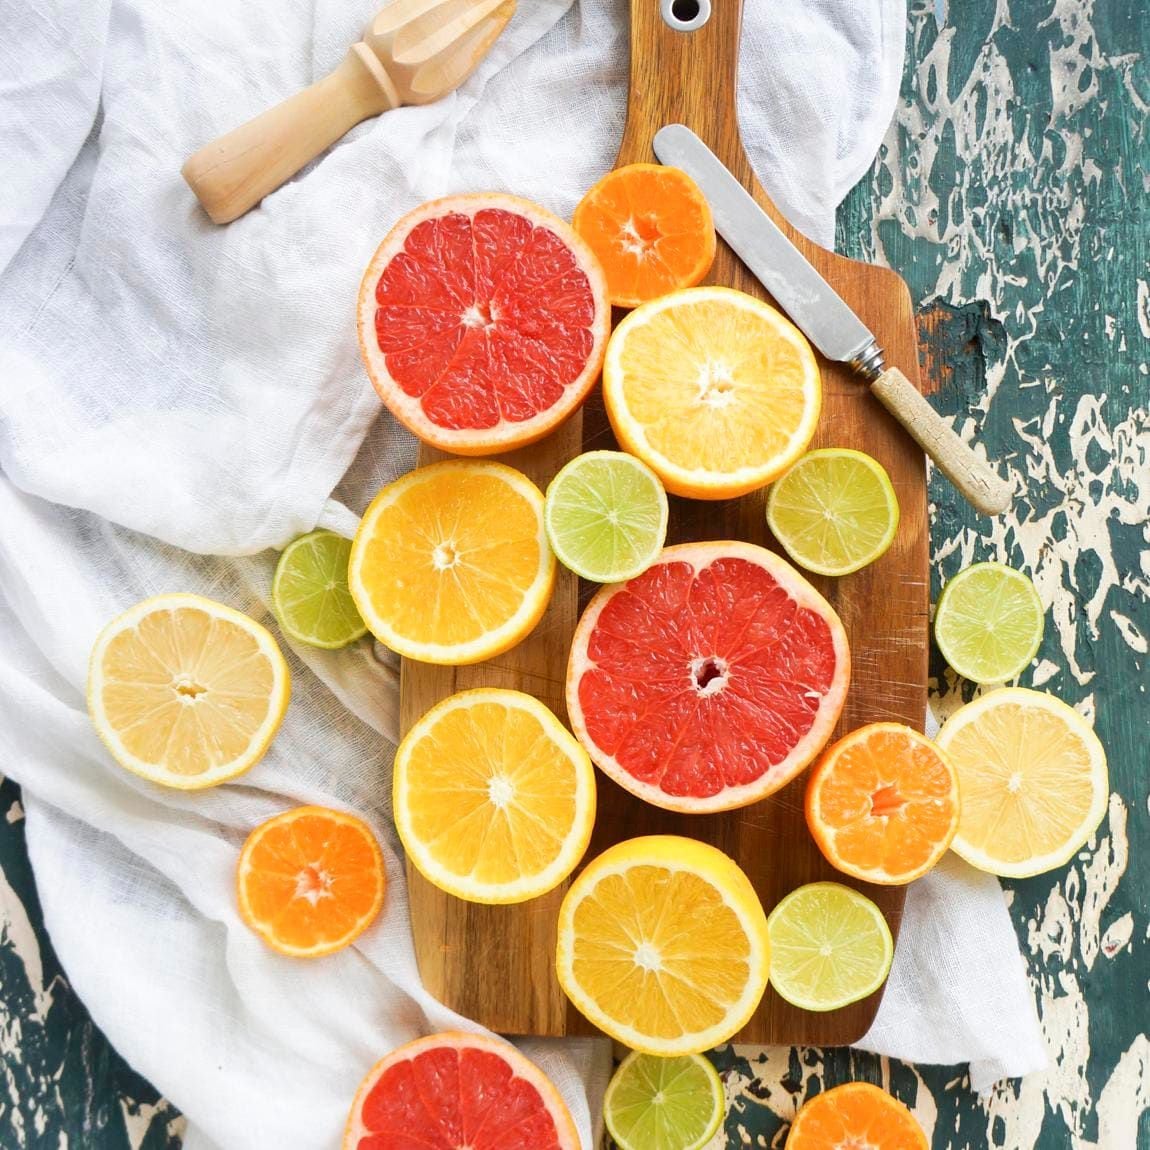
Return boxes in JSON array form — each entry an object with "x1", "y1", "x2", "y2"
[{"x1": 401, "y1": 0, "x2": 929, "y2": 1045}]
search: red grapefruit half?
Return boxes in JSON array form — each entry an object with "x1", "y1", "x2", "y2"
[
  {"x1": 567, "y1": 541, "x2": 850, "y2": 813},
  {"x1": 344, "y1": 1032, "x2": 580, "y2": 1150},
  {"x1": 358, "y1": 194, "x2": 610, "y2": 455}
]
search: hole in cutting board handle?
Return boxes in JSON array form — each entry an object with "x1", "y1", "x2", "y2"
[{"x1": 662, "y1": 0, "x2": 710, "y2": 32}]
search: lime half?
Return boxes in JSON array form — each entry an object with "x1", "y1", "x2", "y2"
[
  {"x1": 934, "y1": 561, "x2": 1044, "y2": 683},
  {"x1": 766, "y1": 882, "x2": 893, "y2": 1012},
  {"x1": 545, "y1": 451, "x2": 668, "y2": 583},
  {"x1": 604, "y1": 1051, "x2": 725, "y2": 1150},
  {"x1": 272, "y1": 530, "x2": 367, "y2": 648},
  {"x1": 766, "y1": 448, "x2": 900, "y2": 576}
]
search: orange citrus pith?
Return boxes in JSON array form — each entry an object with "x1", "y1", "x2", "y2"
[
  {"x1": 805, "y1": 723, "x2": 961, "y2": 885},
  {"x1": 357, "y1": 193, "x2": 610, "y2": 455},
  {"x1": 604, "y1": 286, "x2": 821, "y2": 499},
  {"x1": 567, "y1": 541, "x2": 850, "y2": 813},
  {"x1": 348, "y1": 460, "x2": 556, "y2": 665},
  {"x1": 237, "y1": 806, "x2": 385, "y2": 958},
  {"x1": 394, "y1": 689, "x2": 597, "y2": 904},
  {"x1": 785, "y1": 1081, "x2": 928, "y2": 1150},
  {"x1": 573, "y1": 163, "x2": 716, "y2": 307},
  {"x1": 344, "y1": 1033, "x2": 580, "y2": 1150}
]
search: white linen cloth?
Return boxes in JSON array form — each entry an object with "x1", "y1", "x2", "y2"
[{"x1": 0, "y1": 0, "x2": 1044, "y2": 1146}]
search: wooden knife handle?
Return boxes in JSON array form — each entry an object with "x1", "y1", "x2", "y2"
[
  {"x1": 870, "y1": 367, "x2": 1013, "y2": 516},
  {"x1": 181, "y1": 45, "x2": 397, "y2": 224}
]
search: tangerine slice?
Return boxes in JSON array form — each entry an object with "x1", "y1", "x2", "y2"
[
  {"x1": 237, "y1": 806, "x2": 385, "y2": 958},
  {"x1": 344, "y1": 1033, "x2": 580, "y2": 1150},
  {"x1": 785, "y1": 1081, "x2": 928, "y2": 1150},
  {"x1": 805, "y1": 723, "x2": 961, "y2": 885},
  {"x1": 566, "y1": 541, "x2": 849, "y2": 813},
  {"x1": 357, "y1": 194, "x2": 610, "y2": 455},
  {"x1": 573, "y1": 163, "x2": 716, "y2": 307}
]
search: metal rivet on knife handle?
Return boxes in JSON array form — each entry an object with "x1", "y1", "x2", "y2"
[{"x1": 869, "y1": 367, "x2": 1012, "y2": 515}]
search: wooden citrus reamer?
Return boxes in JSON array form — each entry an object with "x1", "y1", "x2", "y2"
[
  {"x1": 403, "y1": 0, "x2": 929, "y2": 1046},
  {"x1": 182, "y1": 0, "x2": 516, "y2": 224}
]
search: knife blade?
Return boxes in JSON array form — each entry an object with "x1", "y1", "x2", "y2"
[{"x1": 651, "y1": 124, "x2": 1013, "y2": 516}]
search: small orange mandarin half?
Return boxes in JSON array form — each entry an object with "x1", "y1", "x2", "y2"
[
  {"x1": 805, "y1": 722, "x2": 960, "y2": 886},
  {"x1": 786, "y1": 1082, "x2": 928, "y2": 1150},
  {"x1": 573, "y1": 163, "x2": 716, "y2": 307},
  {"x1": 237, "y1": 806, "x2": 386, "y2": 958}
]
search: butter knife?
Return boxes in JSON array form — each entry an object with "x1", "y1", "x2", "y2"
[{"x1": 652, "y1": 124, "x2": 1012, "y2": 516}]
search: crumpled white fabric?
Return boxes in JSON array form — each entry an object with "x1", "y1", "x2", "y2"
[{"x1": 0, "y1": 0, "x2": 1044, "y2": 1146}]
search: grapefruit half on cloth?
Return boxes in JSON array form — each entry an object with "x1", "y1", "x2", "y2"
[
  {"x1": 358, "y1": 194, "x2": 610, "y2": 455},
  {"x1": 567, "y1": 541, "x2": 850, "y2": 813},
  {"x1": 344, "y1": 1032, "x2": 580, "y2": 1150}
]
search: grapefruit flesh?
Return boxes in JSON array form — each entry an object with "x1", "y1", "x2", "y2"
[
  {"x1": 358, "y1": 194, "x2": 610, "y2": 455},
  {"x1": 344, "y1": 1033, "x2": 580, "y2": 1150},
  {"x1": 567, "y1": 541, "x2": 850, "y2": 813}
]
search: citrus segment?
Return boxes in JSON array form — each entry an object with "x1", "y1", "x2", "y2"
[
  {"x1": 272, "y1": 530, "x2": 367, "y2": 649},
  {"x1": 348, "y1": 461, "x2": 556, "y2": 665},
  {"x1": 394, "y1": 689, "x2": 596, "y2": 904},
  {"x1": 237, "y1": 806, "x2": 385, "y2": 958},
  {"x1": 805, "y1": 723, "x2": 960, "y2": 885},
  {"x1": 603, "y1": 1051, "x2": 725, "y2": 1150},
  {"x1": 567, "y1": 541, "x2": 849, "y2": 813},
  {"x1": 555, "y1": 835, "x2": 770, "y2": 1055},
  {"x1": 572, "y1": 164, "x2": 716, "y2": 307},
  {"x1": 934, "y1": 687, "x2": 1108, "y2": 877},
  {"x1": 785, "y1": 1082, "x2": 928, "y2": 1150},
  {"x1": 766, "y1": 448, "x2": 900, "y2": 577},
  {"x1": 87, "y1": 593, "x2": 290, "y2": 789},
  {"x1": 344, "y1": 1033, "x2": 580, "y2": 1150},
  {"x1": 357, "y1": 194, "x2": 610, "y2": 455},
  {"x1": 603, "y1": 286, "x2": 821, "y2": 499},
  {"x1": 544, "y1": 450, "x2": 669, "y2": 583},
  {"x1": 934, "y1": 562, "x2": 1045, "y2": 683},
  {"x1": 766, "y1": 883, "x2": 893, "y2": 1013}
]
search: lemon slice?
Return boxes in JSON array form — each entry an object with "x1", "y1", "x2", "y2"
[
  {"x1": 603, "y1": 1051, "x2": 725, "y2": 1150},
  {"x1": 766, "y1": 882, "x2": 893, "y2": 1012},
  {"x1": 395, "y1": 689, "x2": 596, "y2": 904},
  {"x1": 603, "y1": 286, "x2": 820, "y2": 499},
  {"x1": 934, "y1": 562, "x2": 1045, "y2": 683},
  {"x1": 555, "y1": 835, "x2": 770, "y2": 1055},
  {"x1": 87, "y1": 593, "x2": 290, "y2": 789},
  {"x1": 935, "y1": 687, "x2": 1108, "y2": 877},
  {"x1": 766, "y1": 448, "x2": 900, "y2": 576}
]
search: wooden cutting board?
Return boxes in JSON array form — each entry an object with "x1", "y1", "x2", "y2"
[{"x1": 399, "y1": 0, "x2": 928, "y2": 1045}]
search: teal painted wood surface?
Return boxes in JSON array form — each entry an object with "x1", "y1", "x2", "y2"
[{"x1": 1, "y1": 0, "x2": 1146, "y2": 1146}]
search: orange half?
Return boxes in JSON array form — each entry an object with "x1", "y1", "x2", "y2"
[
  {"x1": 237, "y1": 806, "x2": 386, "y2": 957},
  {"x1": 786, "y1": 1082, "x2": 928, "y2": 1150},
  {"x1": 805, "y1": 723, "x2": 960, "y2": 885},
  {"x1": 573, "y1": 164, "x2": 716, "y2": 307}
]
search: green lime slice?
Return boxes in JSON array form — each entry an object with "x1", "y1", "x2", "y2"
[
  {"x1": 272, "y1": 530, "x2": 367, "y2": 649},
  {"x1": 766, "y1": 882, "x2": 893, "y2": 1012},
  {"x1": 604, "y1": 1051, "x2": 725, "y2": 1150},
  {"x1": 934, "y1": 561, "x2": 1044, "y2": 683},
  {"x1": 544, "y1": 451, "x2": 668, "y2": 583},
  {"x1": 765, "y1": 448, "x2": 900, "y2": 576}
]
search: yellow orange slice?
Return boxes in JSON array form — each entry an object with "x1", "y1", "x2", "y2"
[
  {"x1": 348, "y1": 461, "x2": 556, "y2": 665},
  {"x1": 87, "y1": 593, "x2": 290, "y2": 789},
  {"x1": 555, "y1": 835, "x2": 770, "y2": 1055},
  {"x1": 237, "y1": 806, "x2": 385, "y2": 958},
  {"x1": 394, "y1": 689, "x2": 596, "y2": 904},
  {"x1": 603, "y1": 286, "x2": 821, "y2": 499}
]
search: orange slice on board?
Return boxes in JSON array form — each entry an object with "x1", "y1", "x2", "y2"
[
  {"x1": 347, "y1": 460, "x2": 556, "y2": 665},
  {"x1": 237, "y1": 806, "x2": 385, "y2": 958},
  {"x1": 87, "y1": 593, "x2": 290, "y2": 790},
  {"x1": 357, "y1": 193, "x2": 610, "y2": 455},
  {"x1": 573, "y1": 163, "x2": 716, "y2": 307},
  {"x1": 805, "y1": 723, "x2": 961, "y2": 885},
  {"x1": 344, "y1": 1033, "x2": 580, "y2": 1150},
  {"x1": 785, "y1": 1081, "x2": 928, "y2": 1150},
  {"x1": 603, "y1": 286, "x2": 821, "y2": 499}
]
